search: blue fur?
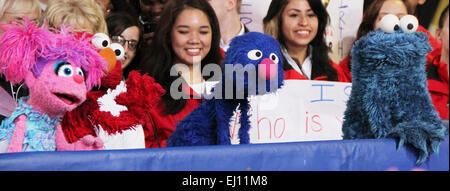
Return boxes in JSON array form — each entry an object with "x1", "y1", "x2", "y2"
[
  {"x1": 342, "y1": 29, "x2": 448, "y2": 165},
  {"x1": 167, "y1": 32, "x2": 284, "y2": 146}
]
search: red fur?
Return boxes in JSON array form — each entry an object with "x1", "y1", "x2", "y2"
[
  {"x1": 101, "y1": 63, "x2": 123, "y2": 90},
  {"x1": 61, "y1": 67, "x2": 165, "y2": 145}
]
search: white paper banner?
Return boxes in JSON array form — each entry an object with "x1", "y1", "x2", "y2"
[
  {"x1": 229, "y1": 80, "x2": 352, "y2": 144},
  {"x1": 239, "y1": 0, "x2": 272, "y2": 32},
  {"x1": 325, "y1": 0, "x2": 364, "y2": 63}
]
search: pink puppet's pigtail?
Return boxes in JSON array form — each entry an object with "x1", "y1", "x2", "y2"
[{"x1": 0, "y1": 20, "x2": 57, "y2": 84}]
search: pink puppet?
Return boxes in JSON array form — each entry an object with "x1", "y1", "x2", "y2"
[{"x1": 0, "y1": 20, "x2": 107, "y2": 152}]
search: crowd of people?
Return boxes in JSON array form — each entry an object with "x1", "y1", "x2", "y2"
[{"x1": 0, "y1": 0, "x2": 448, "y2": 149}]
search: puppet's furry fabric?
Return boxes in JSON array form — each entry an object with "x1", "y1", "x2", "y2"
[
  {"x1": 60, "y1": 63, "x2": 165, "y2": 149},
  {"x1": 167, "y1": 32, "x2": 284, "y2": 146},
  {"x1": 342, "y1": 27, "x2": 448, "y2": 165}
]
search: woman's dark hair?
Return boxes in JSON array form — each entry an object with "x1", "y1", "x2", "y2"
[
  {"x1": 356, "y1": 0, "x2": 408, "y2": 41},
  {"x1": 110, "y1": 0, "x2": 138, "y2": 17},
  {"x1": 356, "y1": 0, "x2": 386, "y2": 41},
  {"x1": 130, "y1": 0, "x2": 168, "y2": 18},
  {"x1": 106, "y1": 11, "x2": 143, "y2": 77},
  {"x1": 138, "y1": 0, "x2": 222, "y2": 115},
  {"x1": 263, "y1": 0, "x2": 337, "y2": 81},
  {"x1": 438, "y1": 5, "x2": 449, "y2": 29}
]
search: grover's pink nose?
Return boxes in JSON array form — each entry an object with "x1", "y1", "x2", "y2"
[
  {"x1": 258, "y1": 58, "x2": 277, "y2": 80},
  {"x1": 73, "y1": 74, "x2": 84, "y2": 84}
]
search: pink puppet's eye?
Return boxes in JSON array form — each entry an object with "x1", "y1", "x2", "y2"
[
  {"x1": 54, "y1": 61, "x2": 74, "y2": 77},
  {"x1": 75, "y1": 68, "x2": 85, "y2": 77}
]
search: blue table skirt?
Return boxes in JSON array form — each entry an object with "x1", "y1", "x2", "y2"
[{"x1": 0, "y1": 136, "x2": 448, "y2": 171}]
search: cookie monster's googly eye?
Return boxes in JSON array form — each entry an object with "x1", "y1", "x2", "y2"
[
  {"x1": 399, "y1": 15, "x2": 418, "y2": 33},
  {"x1": 248, "y1": 49, "x2": 263, "y2": 60},
  {"x1": 269, "y1": 53, "x2": 279, "y2": 64},
  {"x1": 379, "y1": 14, "x2": 400, "y2": 33},
  {"x1": 110, "y1": 43, "x2": 125, "y2": 60},
  {"x1": 91, "y1": 33, "x2": 111, "y2": 49}
]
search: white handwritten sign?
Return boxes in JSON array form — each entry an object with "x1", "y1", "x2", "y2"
[
  {"x1": 239, "y1": 0, "x2": 271, "y2": 32},
  {"x1": 325, "y1": 0, "x2": 364, "y2": 63},
  {"x1": 229, "y1": 80, "x2": 352, "y2": 144}
]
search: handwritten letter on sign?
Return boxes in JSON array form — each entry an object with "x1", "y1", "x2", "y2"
[
  {"x1": 239, "y1": 0, "x2": 271, "y2": 32},
  {"x1": 230, "y1": 80, "x2": 352, "y2": 144},
  {"x1": 325, "y1": 0, "x2": 364, "y2": 63}
]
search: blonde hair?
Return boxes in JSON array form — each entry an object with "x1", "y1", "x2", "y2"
[
  {"x1": 0, "y1": 0, "x2": 41, "y2": 20},
  {"x1": 42, "y1": 0, "x2": 107, "y2": 34}
]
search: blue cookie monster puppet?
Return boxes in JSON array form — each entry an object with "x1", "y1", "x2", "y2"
[
  {"x1": 342, "y1": 14, "x2": 448, "y2": 165},
  {"x1": 167, "y1": 32, "x2": 284, "y2": 146}
]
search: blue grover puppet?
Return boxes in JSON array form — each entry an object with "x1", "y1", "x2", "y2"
[
  {"x1": 342, "y1": 14, "x2": 448, "y2": 165},
  {"x1": 167, "y1": 32, "x2": 284, "y2": 146}
]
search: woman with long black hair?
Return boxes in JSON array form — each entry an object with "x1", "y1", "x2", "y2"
[
  {"x1": 138, "y1": 0, "x2": 222, "y2": 147},
  {"x1": 263, "y1": 0, "x2": 349, "y2": 82}
]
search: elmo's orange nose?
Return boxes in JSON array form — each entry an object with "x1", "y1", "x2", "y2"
[{"x1": 99, "y1": 48, "x2": 117, "y2": 73}]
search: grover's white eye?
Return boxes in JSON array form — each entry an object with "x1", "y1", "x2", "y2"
[
  {"x1": 400, "y1": 15, "x2": 418, "y2": 33},
  {"x1": 110, "y1": 43, "x2": 125, "y2": 60},
  {"x1": 91, "y1": 33, "x2": 111, "y2": 49},
  {"x1": 248, "y1": 49, "x2": 263, "y2": 60},
  {"x1": 269, "y1": 53, "x2": 279, "y2": 64},
  {"x1": 379, "y1": 14, "x2": 400, "y2": 33}
]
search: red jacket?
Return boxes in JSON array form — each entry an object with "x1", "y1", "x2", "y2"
[
  {"x1": 417, "y1": 25, "x2": 442, "y2": 64},
  {"x1": 146, "y1": 85, "x2": 203, "y2": 148},
  {"x1": 339, "y1": 56, "x2": 352, "y2": 82},
  {"x1": 426, "y1": 53, "x2": 449, "y2": 120},
  {"x1": 284, "y1": 61, "x2": 350, "y2": 82}
]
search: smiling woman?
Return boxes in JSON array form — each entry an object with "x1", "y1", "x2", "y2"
[
  {"x1": 263, "y1": 0, "x2": 349, "y2": 82},
  {"x1": 171, "y1": 8, "x2": 212, "y2": 69},
  {"x1": 137, "y1": 0, "x2": 222, "y2": 148}
]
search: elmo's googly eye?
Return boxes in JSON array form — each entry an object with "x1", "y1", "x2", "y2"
[
  {"x1": 379, "y1": 14, "x2": 400, "y2": 33},
  {"x1": 91, "y1": 33, "x2": 111, "y2": 49},
  {"x1": 400, "y1": 15, "x2": 418, "y2": 33},
  {"x1": 248, "y1": 49, "x2": 263, "y2": 60},
  {"x1": 110, "y1": 43, "x2": 125, "y2": 60}
]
